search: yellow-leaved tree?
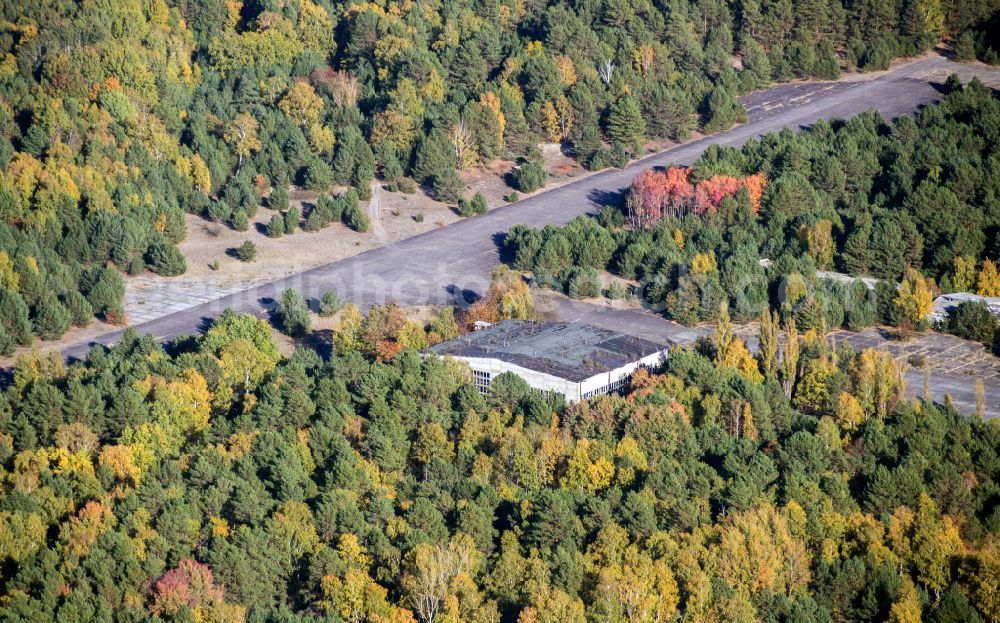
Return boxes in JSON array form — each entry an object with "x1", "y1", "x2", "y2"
[
  {"x1": 141, "y1": 369, "x2": 212, "y2": 438},
  {"x1": 224, "y1": 112, "x2": 260, "y2": 171},
  {"x1": 978, "y1": 258, "x2": 1000, "y2": 296},
  {"x1": 951, "y1": 256, "x2": 976, "y2": 292},
  {"x1": 402, "y1": 534, "x2": 483, "y2": 623},
  {"x1": 894, "y1": 267, "x2": 934, "y2": 328},
  {"x1": 713, "y1": 305, "x2": 764, "y2": 383},
  {"x1": 592, "y1": 544, "x2": 679, "y2": 623},
  {"x1": 320, "y1": 534, "x2": 415, "y2": 623},
  {"x1": 852, "y1": 348, "x2": 908, "y2": 421}
]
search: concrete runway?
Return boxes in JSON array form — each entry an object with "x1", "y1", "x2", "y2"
[{"x1": 54, "y1": 55, "x2": 1000, "y2": 414}]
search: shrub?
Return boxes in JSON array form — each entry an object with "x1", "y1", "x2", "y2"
[
  {"x1": 208, "y1": 260, "x2": 220, "y2": 271},
  {"x1": 236, "y1": 240, "x2": 257, "y2": 262},
  {"x1": 284, "y1": 206, "x2": 299, "y2": 234},
  {"x1": 146, "y1": 239, "x2": 187, "y2": 276},
  {"x1": 318, "y1": 291, "x2": 342, "y2": 317},
  {"x1": 532, "y1": 270, "x2": 556, "y2": 290},
  {"x1": 398, "y1": 177, "x2": 417, "y2": 194},
  {"x1": 606, "y1": 281, "x2": 627, "y2": 300},
  {"x1": 471, "y1": 192, "x2": 488, "y2": 215},
  {"x1": 266, "y1": 214, "x2": 285, "y2": 238},
  {"x1": 457, "y1": 198, "x2": 474, "y2": 217},
  {"x1": 277, "y1": 288, "x2": 311, "y2": 337},
  {"x1": 567, "y1": 267, "x2": 602, "y2": 299},
  {"x1": 414, "y1": 212, "x2": 425, "y2": 223},
  {"x1": 344, "y1": 204, "x2": 369, "y2": 233},
  {"x1": 513, "y1": 160, "x2": 546, "y2": 193}
]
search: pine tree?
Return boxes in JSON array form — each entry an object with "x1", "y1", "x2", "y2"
[
  {"x1": 267, "y1": 214, "x2": 285, "y2": 238},
  {"x1": 381, "y1": 151, "x2": 404, "y2": 186},
  {"x1": 741, "y1": 40, "x2": 772, "y2": 90},
  {"x1": 277, "y1": 289, "x2": 311, "y2": 337},
  {"x1": 433, "y1": 169, "x2": 466, "y2": 204},
  {"x1": 703, "y1": 85, "x2": 746, "y2": 133},
  {"x1": 84, "y1": 267, "x2": 125, "y2": 319},
  {"x1": 33, "y1": 295, "x2": 71, "y2": 341},
  {"x1": 606, "y1": 93, "x2": 646, "y2": 152},
  {"x1": 236, "y1": 240, "x2": 257, "y2": 262},
  {"x1": 269, "y1": 186, "x2": 290, "y2": 211},
  {"x1": 575, "y1": 124, "x2": 603, "y2": 167},
  {"x1": 813, "y1": 39, "x2": 841, "y2": 80},
  {"x1": 62, "y1": 291, "x2": 93, "y2": 327},
  {"x1": 284, "y1": 207, "x2": 299, "y2": 234},
  {"x1": 412, "y1": 129, "x2": 454, "y2": 185},
  {"x1": 318, "y1": 291, "x2": 342, "y2": 317},
  {"x1": 471, "y1": 192, "x2": 488, "y2": 215},
  {"x1": 899, "y1": 0, "x2": 931, "y2": 55},
  {"x1": 146, "y1": 238, "x2": 187, "y2": 276},
  {"x1": 0, "y1": 288, "x2": 32, "y2": 350},
  {"x1": 230, "y1": 210, "x2": 250, "y2": 232},
  {"x1": 352, "y1": 157, "x2": 375, "y2": 200},
  {"x1": 304, "y1": 160, "x2": 335, "y2": 191}
]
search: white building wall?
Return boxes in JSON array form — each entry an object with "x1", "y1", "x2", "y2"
[
  {"x1": 449, "y1": 348, "x2": 669, "y2": 403},
  {"x1": 454, "y1": 357, "x2": 582, "y2": 402},
  {"x1": 578, "y1": 350, "x2": 668, "y2": 400}
]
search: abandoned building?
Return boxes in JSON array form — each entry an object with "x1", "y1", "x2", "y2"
[{"x1": 428, "y1": 320, "x2": 670, "y2": 402}]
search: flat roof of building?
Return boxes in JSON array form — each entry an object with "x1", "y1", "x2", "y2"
[
  {"x1": 428, "y1": 320, "x2": 669, "y2": 382},
  {"x1": 931, "y1": 292, "x2": 1000, "y2": 320}
]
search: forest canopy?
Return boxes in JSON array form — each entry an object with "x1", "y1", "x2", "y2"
[{"x1": 0, "y1": 309, "x2": 998, "y2": 623}]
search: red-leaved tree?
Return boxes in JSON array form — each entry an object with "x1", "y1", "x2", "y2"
[
  {"x1": 693, "y1": 175, "x2": 743, "y2": 215},
  {"x1": 625, "y1": 167, "x2": 767, "y2": 228},
  {"x1": 150, "y1": 560, "x2": 226, "y2": 617}
]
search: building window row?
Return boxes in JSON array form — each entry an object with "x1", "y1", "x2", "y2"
[
  {"x1": 472, "y1": 369, "x2": 492, "y2": 394},
  {"x1": 582, "y1": 374, "x2": 630, "y2": 400}
]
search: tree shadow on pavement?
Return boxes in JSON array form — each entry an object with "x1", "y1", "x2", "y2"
[
  {"x1": 445, "y1": 284, "x2": 480, "y2": 308},
  {"x1": 587, "y1": 187, "x2": 624, "y2": 210},
  {"x1": 300, "y1": 329, "x2": 333, "y2": 359},
  {"x1": 493, "y1": 231, "x2": 513, "y2": 263}
]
